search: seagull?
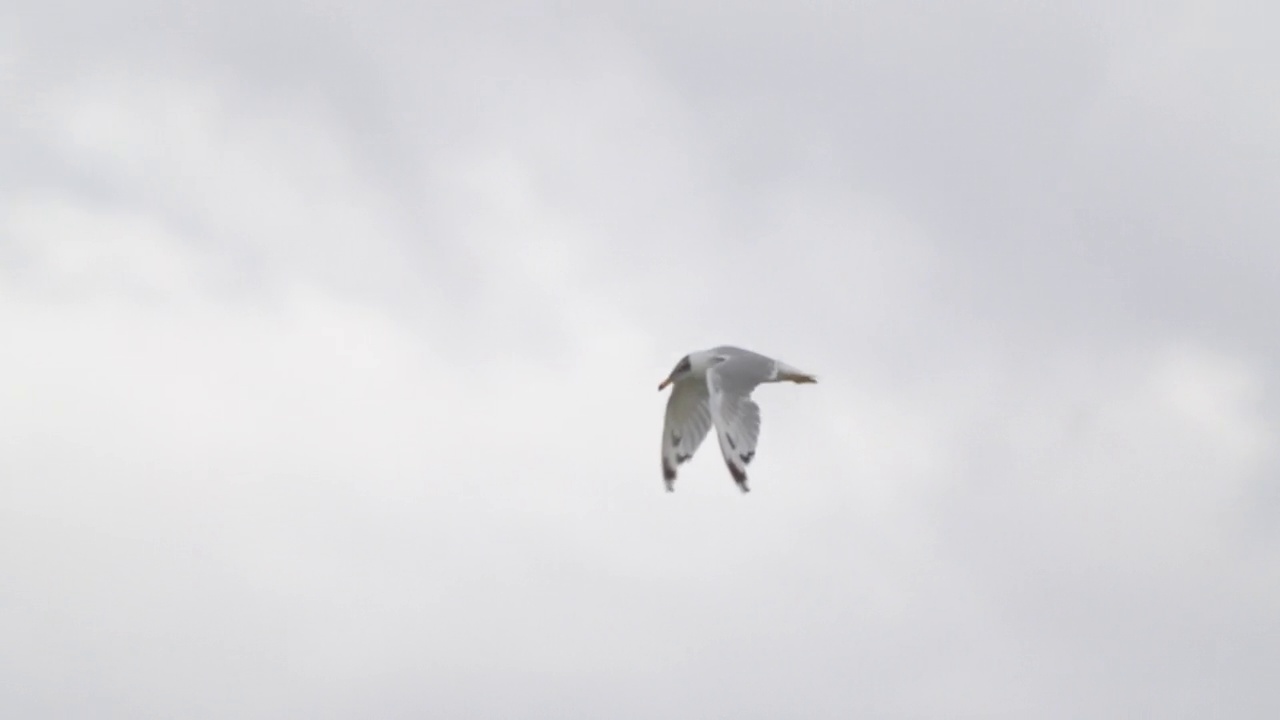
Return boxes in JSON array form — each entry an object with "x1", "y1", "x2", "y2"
[{"x1": 657, "y1": 346, "x2": 816, "y2": 493}]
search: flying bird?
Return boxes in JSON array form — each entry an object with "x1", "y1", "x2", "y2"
[{"x1": 657, "y1": 346, "x2": 816, "y2": 493}]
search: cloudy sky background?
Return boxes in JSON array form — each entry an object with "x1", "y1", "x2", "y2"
[{"x1": 2, "y1": 1, "x2": 1278, "y2": 717}]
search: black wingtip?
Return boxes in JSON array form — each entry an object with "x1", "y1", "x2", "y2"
[{"x1": 726, "y1": 460, "x2": 749, "y2": 493}]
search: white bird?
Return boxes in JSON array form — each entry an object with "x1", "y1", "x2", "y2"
[{"x1": 657, "y1": 346, "x2": 816, "y2": 493}]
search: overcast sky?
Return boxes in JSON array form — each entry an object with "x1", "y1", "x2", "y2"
[{"x1": 2, "y1": 1, "x2": 1278, "y2": 717}]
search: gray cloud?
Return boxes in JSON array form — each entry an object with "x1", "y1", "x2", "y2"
[{"x1": 2, "y1": 1, "x2": 1277, "y2": 718}]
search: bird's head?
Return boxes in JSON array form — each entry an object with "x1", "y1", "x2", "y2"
[
  {"x1": 657, "y1": 354, "x2": 692, "y2": 391},
  {"x1": 657, "y1": 350, "x2": 725, "y2": 390}
]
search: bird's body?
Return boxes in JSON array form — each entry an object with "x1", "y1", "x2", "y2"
[{"x1": 657, "y1": 345, "x2": 816, "y2": 493}]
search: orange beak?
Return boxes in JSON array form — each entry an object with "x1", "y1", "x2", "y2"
[{"x1": 658, "y1": 377, "x2": 673, "y2": 391}]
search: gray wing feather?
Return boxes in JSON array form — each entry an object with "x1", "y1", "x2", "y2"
[
  {"x1": 660, "y1": 378, "x2": 714, "y2": 490},
  {"x1": 706, "y1": 354, "x2": 771, "y2": 492}
]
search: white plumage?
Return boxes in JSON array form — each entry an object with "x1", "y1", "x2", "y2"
[{"x1": 657, "y1": 346, "x2": 816, "y2": 493}]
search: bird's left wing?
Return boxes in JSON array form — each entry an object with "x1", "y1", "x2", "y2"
[{"x1": 660, "y1": 378, "x2": 714, "y2": 491}]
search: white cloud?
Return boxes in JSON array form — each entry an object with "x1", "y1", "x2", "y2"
[
  {"x1": 6, "y1": 193, "x2": 207, "y2": 298},
  {"x1": 2, "y1": 2, "x2": 1278, "y2": 717}
]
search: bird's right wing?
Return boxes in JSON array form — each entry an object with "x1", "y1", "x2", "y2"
[{"x1": 660, "y1": 379, "x2": 714, "y2": 491}]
